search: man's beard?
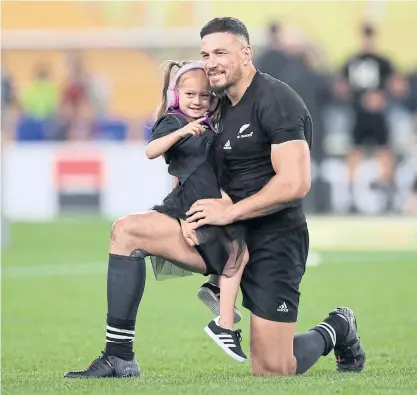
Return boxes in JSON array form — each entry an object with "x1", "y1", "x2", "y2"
[
  {"x1": 210, "y1": 82, "x2": 230, "y2": 95},
  {"x1": 209, "y1": 70, "x2": 241, "y2": 94}
]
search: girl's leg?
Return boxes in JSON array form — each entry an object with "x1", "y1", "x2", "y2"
[{"x1": 219, "y1": 246, "x2": 249, "y2": 330}]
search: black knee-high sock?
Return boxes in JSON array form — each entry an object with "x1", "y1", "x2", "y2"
[
  {"x1": 104, "y1": 253, "x2": 146, "y2": 360},
  {"x1": 293, "y1": 331, "x2": 326, "y2": 374},
  {"x1": 294, "y1": 313, "x2": 349, "y2": 374}
]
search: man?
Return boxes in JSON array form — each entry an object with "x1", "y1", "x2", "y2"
[
  {"x1": 21, "y1": 63, "x2": 60, "y2": 120},
  {"x1": 187, "y1": 17, "x2": 365, "y2": 375},
  {"x1": 254, "y1": 23, "x2": 332, "y2": 164},
  {"x1": 337, "y1": 23, "x2": 395, "y2": 198},
  {"x1": 254, "y1": 21, "x2": 290, "y2": 83},
  {"x1": 64, "y1": 18, "x2": 365, "y2": 378}
]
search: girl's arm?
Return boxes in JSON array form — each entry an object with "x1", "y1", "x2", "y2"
[
  {"x1": 145, "y1": 130, "x2": 184, "y2": 159},
  {"x1": 145, "y1": 117, "x2": 208, "y2": 159}
]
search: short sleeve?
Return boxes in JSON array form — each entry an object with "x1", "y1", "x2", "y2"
[
  {"x1": 149, "y1": 114, "x2": 185, "y2": 142},
  {"x1": 258, "y1": 84, "x2": 308, "y2": 145}
]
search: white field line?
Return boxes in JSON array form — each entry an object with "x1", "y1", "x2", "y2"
[
  {"x1": 2, "y1": 254, "x2": 325, "y2": 279},
  {"x1": 1, "y1": 262, "x2": 106, "y2": 278}
]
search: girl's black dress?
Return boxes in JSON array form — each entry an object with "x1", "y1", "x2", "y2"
[{"x1": 149, "y1": 110, "x2": 246, "y2": 280}]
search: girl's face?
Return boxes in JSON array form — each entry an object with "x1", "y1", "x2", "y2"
[{"x1": 177, "y1": 69, "x2": 212, "y2": 118}]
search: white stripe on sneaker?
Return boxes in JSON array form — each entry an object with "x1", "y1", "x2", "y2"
[{"x1": 204, "y1": 326, "x2": 246, "y2": 362}]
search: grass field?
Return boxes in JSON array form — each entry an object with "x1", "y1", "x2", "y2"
[{"x1": 2, "y1": 221, "x2": 417, "y2": 395}]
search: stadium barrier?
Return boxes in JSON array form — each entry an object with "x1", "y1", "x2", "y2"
[
  {"x1": 308, "y1": 216, "x2": 417, "y2": 252},
  {"x1": 3, "y1": 143, "x2": 416, "y2": 251},
  {"x1": 3, "y1": 143, "x2": 172, "y2": 221}
]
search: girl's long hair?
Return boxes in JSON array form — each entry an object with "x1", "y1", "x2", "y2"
[{"x1": 155, "y1": 60, "x2": 187, "y2": 120}]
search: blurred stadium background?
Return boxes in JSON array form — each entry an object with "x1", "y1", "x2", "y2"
[{"x1": 2, "y1": 2, "x2": 417, "y2": 394}]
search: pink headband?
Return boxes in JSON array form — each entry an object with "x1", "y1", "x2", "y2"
[{"x1": 170, "y1": 61, "x2": 205, "y2": 90}]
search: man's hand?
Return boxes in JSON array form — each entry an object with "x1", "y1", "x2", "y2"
[
  {"x1": 180, "y1": 220, "x2": 199, "y2": 246},
  {"x1": 186, "y1": 190, "x2": 234, "y2": 228}
]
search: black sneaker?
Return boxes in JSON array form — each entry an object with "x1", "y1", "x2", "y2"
[
  {"x1": 198, "y1": 282, "x2": 242, "y2": 323},
  {"x1": 204, "y1": 316, "x2": 247, "y2": 363},
  {"x1": 64, "y1": 352, "x2": 140, "y2": 378},
  {"x1": 332, "y1": 307, "x2": 366, "y2": 372}
]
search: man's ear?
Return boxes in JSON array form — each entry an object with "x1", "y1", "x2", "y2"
[{"x1": 242, "y1": 46, "x2": 253, "y2": 66}]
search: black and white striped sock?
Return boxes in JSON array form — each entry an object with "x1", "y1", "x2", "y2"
[
  {"x1": 104, "y1": 254, "x2": 146, "y2": 361},
  {"x1": 105, "y1": 318, "x2": 135, "y2": 360},
  {"x1": 312, "y1": 314, "x2": 349, "y2": 356}
]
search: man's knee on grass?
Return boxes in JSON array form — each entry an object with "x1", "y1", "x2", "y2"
[
  {"x1": 251, "y1": 354, "x2": 296, "y2": 376},
  {"x1": 250, "y1": 331, "x2": 296, "y2": 376}
]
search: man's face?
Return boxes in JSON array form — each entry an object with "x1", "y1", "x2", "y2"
[{"x1": 200, "y1": 32, "x2": 248, "y2": 93}]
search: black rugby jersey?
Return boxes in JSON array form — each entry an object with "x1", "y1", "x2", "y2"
[
  {"x1": 216, "y1": 71, "x2": 313, "y2": 228},
  {"x1": 343, "y1": 53, "x2": 393, "y2": 100},
  {"x1": 342, "y1": 52, "x2": 394, "y2": 122}
]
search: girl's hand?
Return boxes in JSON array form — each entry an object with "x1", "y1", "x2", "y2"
[{"x1": 177, "y1": 117, "x2": 208, "y2": 137}]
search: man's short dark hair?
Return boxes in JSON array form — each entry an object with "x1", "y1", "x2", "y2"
[{"x1": 200, "y1": 17, "x2": 250, "y2": 45}]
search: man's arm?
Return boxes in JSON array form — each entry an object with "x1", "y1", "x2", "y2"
[
  {"x1": 186, "y1": 140, "x2": 311, "y2": 226},
  {"x1": 186, "y1": 85, "x2": 312, "y2": 227},
  {"x1": 228, "y1": 84, "x2": 312, "y2": 221},
  {"x1": 228, "y1": 140, "x2": 311, "y2": 221}
]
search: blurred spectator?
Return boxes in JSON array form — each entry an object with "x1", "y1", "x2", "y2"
[
  {"x1": 401, "y1": 131, "x2": 417, "y2": 215},
  {"x1": 255, "y1": 22, "x2": 290, "y2": 82},
  {"x1": 337, "y1": 23, "x2": 395, "y2": 194},
  {"x1": 59, "y1": 51, "x2": 93, "y2": 140},
  {"x1": 1, "y1": 66, "x2": 17, "y2": 140},
  {"x1": 62, "y1": 50, "x2": 110, "y2": 118},
  {"x1": 403, "y1": 178, "x2": 417, "y2": 215},
  {"x1": 1, "y1": 68, "x2": 14, "y2": 110},
  {"x1": 21, "y1": 63, "x2": 59, "y2": 119},
  {"x1": 88, "y1": 74, "x2": 110, "y2": 117},
  {"x1": 405, "y1": 67, "x2": 417, "y2": 113},
  {"x1": 0, "y1": 64, "x2": 19, "y2": 141},
  {"x1": 61, "y1": 51, "x2": 91, "y2": 120},
  {"x1": 255, "y1": 23, "x2": 332, "y2": 162},
  {"x1": 388, "y1": 73, "x2": 409, "y2": 102},
  {"x1": 386, "y1": 73, "x2": 415, "y2": 153},
  {"x1": 59, "y1": 51, "x2": 114, "y2": 141}
]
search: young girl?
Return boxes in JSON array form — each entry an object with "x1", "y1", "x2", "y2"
[{"x1": 146, "y1": 60, "x2": 248, "y2": 363}]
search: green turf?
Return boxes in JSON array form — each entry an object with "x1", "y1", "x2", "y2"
[{"x1": 2, "y1": 222, "x2": 417, "y2": 395}]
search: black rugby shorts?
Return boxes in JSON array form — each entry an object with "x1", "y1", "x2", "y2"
[{"x1": 240, "y1": 220, "x2": 309, "y2": 323}]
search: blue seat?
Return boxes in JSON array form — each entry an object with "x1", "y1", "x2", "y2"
[
  {"x1": 94, "y1": 118, "x2": 128, "y2": 140},
  {"x1": 16, "y1": 117, "x2": 45, "y2": 141}
]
